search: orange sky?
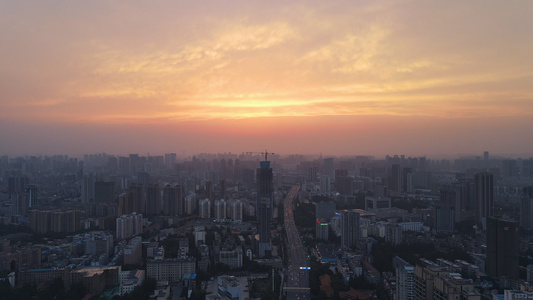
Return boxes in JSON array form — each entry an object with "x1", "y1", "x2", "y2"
[{"x1": 1, "y1": 1, "x2": 532, "y2": 157}]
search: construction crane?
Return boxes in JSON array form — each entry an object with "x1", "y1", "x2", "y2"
[{"x1": 250, "y1": 150, "x2": 275, "y2": 161}]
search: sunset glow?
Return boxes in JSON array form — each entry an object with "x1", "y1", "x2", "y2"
[{"x1": 1, "y1": 1, "x2": 532, "y2": 156}]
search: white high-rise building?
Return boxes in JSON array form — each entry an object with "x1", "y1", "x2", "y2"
[
  {"x1": 184, "y1": 193, "x2": 196, "y2": 215},
  {"x1": 231, "y1": 200, "x2": 243, "y2": 221},
  {"x1": 199, "y1": 198, "x2": 210, "y2": 219},
  {"x1": 116, "y1": 212, "x2": 143, "y2": 239},
  {"x1": 396, "y1": 263, "x2": 414, "y2": 300},
  {"x1": 214, "y1": 200, "x2": 226, "y2": 221}
]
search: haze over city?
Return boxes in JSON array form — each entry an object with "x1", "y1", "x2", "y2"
[{"x1": 1, "y1": 1, "x2": 533, "y2": 157}]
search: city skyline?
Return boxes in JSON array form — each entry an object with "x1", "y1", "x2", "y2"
[{"x1": 1, "y1": 1, "x2": 533, "y2": 157}]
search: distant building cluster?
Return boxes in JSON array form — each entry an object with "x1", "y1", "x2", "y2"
[{"x1": 0, "y1": 151, "x2": 532, "y2": 298}]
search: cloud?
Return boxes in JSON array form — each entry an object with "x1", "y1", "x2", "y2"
[{"x1": 1, "y1": 0, "x2": 532, "y2": 126}]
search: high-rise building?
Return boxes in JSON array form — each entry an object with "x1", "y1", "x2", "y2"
[
  {"x1": 116, "y1": 213, "x2": 143, "y2": 240},
  {"x1": 320, "y1": 175, "x2": 331, "y2": 193},
  {"x1": 230, "y1": 200, "x2": 243, "y2": 221},
  {"x1": 184, "y1": 193, "x2": 196, "y2": 215},
  {"x1": 256, "y1": 159, "x2": 274, "y2": 258},
  {"x1": 315, "y1": 201, "x2": 336, "y2": 221},
  {"x1": 520, "y1": 187, "x2": 533, "y2": 231},
  {"x1": 162, "y1": 184, "x2": 182, "y2": 216},
  {"x1": 164, "y1": 153, "x2": 177, "y2": 169},
  {"x1": 24, "y1": 184, "x2": 38, "y2": 208},
  {"x1": 118, "y1": 189, "x2": 137, "y2": 216},
  {"x1": 475, "y1": 171, "x2": 494, "y2": 229},
  {"x1": 137, "y1": 171, "x2": 151, "y2": 186},
  {"x1": 145, "y1": 184, "x2": 161, "y2": 215},
  {"x1": 439, "y1": 186, "x2": 462, "y2": 223},
  {"x1": 49, "y1": 210, "x2": 81, "y2": 233},
  {"x1": 81, "y1": 175, "x2": 95, "y2": 205},
  {"x1": 199, "y1": 199, "x2": 211, "y2": 219},
  {"x1": 11, "y1": 192, "x2": 29, "y2": 216},
  {"x1": 316, "y1": 219, "x2": 329, "y2": 241},
  {"x1": 323, "y1": 157, "x2": 334, "y2": 180},
  {"x1": 130, "y1": 183, "x2": 146, "y2": 214},
  {"x1": 8, "y1": 176, "x2": 29, "y2": 197},
  {"x1": 486, "y1": 217, "x2": 519, "y2": 279},
  {"x1": 242, "y1": 169, "x2": 255, "y2": 190},
  {"x1": 219, "y1": 179, "x2": 227, "y2": 199},
  {"x1": 94, "y1": 181, "x2": 115, "y2": 204},
  {"x1": 394, "y1": 257, "x2": 414, "y2": 300},
  {"x1": 341, "y1": 211, "x2": 360, "y2": 249},
  {"x1": 390, "y1": 164, "x2": 402, "y2": 196},
  {"x1": 335, "y1": 169, "x2": 353, "y2": 195},
  {"x1": 434, "y1": 205, "x2": 455, "y2": 233},
  {"x1": 206, "y1": 181, "x2": 214, "y2": 202},
  {"x1": 402, "y1": 167, "x2": 413, "y2": 194},
  {"x1": 214, "y1": 200, "x2": 226, "y2": 221}
]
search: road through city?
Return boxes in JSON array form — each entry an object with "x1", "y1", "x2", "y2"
[{"x1": 283, "y1": 186, "x2": 311, "y2": 300}]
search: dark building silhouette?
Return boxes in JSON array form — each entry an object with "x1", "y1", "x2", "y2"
[
  {"x1": 130, "y1": 183, "x2": 146, "y2": 214},
  {"x1": 390, "y1": 164, "x2": 402, "y2": 196},
  {"x1": 242, "y1": 169, "x2": 255, "y2": 190},
  {"x1": 94, "y1": 181, "x2": 115, "y2": 204},
  {"x1": 520, "y1": 187, "x2": 533, "y2": 230},
  {"x1": 335, "y1": 169, "x2": 353, "y2": 195},
  {"x1": 118, "y1": 189, "x2": 138, "y2": 216},
  {"x1": 219, "y1": 179, "x2": 227, "y2": 199},
  {"x1": 205, "y1": 181, "x2": 214, "y2": 202},
  {"x1": 315, "y1": 201, "x2": 336, "y2": 221},
  {"x1": 434, "y1": 205, "x2": 454, "y2": 233},
  {"x1": 163, "y1": 184, "x2": 182, "y2": 216},
  {"x1": 475, "y1": 172, "x2": 493, "y2": 229},
  {"x1": 440, "y1": 186, "x2": 461, "y2": 223},
  {"x1": 256, "y1": 159, "x2": 273, "y2": 258},
  {"x1": 486, "y1": 217, "x2": 519, "y2": 279},
  {"x1": 341, "y1": 211, "x2": 360, "y2": 249},
  {"x1": 146, "y1": 184, "x2": 161, "y2": 215},
  {"x1": 137, "y1": 171, "x2": 151, "y2": 186},
  {"x1": 8, "y1": 176, "x2": 29, "y2": 197}
]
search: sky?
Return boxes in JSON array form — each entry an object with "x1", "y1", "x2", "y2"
[{"x1": 1, "y1": 1, "x2": 532, "y2": 158}]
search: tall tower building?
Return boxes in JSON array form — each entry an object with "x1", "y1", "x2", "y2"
[
  {"x1": 475, "y1": 172, "x2": 494, "y2": 229},
  {"x1": 341, "y1": 211, "x2": 360, "y2": 249},
  {"x1": 256, "y1": 159, "x2": 274, "y2": 258},
  {"x1": 486, "y1": 217, "x2": 519, "y2": 279}
]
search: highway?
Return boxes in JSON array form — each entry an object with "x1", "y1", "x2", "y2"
[{"x1": 283, "y1": 186, "x2": 311, "y2": 300}]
